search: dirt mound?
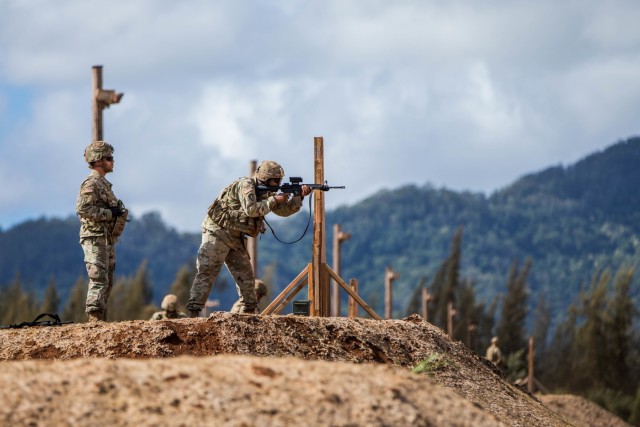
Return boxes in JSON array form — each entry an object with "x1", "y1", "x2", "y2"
[
  {"x1": 0, "y1": 312, "x2": 575, "y2": 426},
  {"x1": 539, "y1": 394, "x2": 632, "y2": 427},
  {"x1": 0, "y1": 355, "x2": 505, "y2": 427}
]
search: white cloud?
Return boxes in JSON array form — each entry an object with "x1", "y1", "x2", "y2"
[{"x1": 1, "y1": 0, "x2": 640, "y2": 230}]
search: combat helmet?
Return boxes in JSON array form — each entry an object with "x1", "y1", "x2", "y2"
[
  {"x1": 161, "y1": 294, "x2": 178, "y2": 311},
  {"x1": 254, "y1": 279, "x2": 267, "y2": 299},
  {"x1": 255, "y1": 160, "x2": 285, "y2": 181},
  {"x1": 84, "y1": 140, "x2": 114, "y2": 167}
]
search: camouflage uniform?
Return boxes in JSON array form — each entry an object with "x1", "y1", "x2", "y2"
[
  {"x1": 76, "y1": 141, "x2": 125, "y2": 320},
  {"x1": 187, "y1": 161, "x2": 303, "y2": 315},
  {"x1": 230, "y1": 279, "x2": 268, "y2": 314},
  {"x1": 150, "y1": 310, "x2": 188, "y2": 320},
  {"x1": 150, "y1": 294, "x2": 188, "y2": 320},
  {"x1": 486, "y1": 337, "x2": 502, "y2": 365}
]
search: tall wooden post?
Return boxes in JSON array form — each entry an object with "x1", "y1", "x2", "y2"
[
  {"x1": 331, "y1": 224, "x2": 351, "y2": 316},
  {"x1": 247, "y1": 160, "x2": 258, "y2": 274},
  {"x1": 421, "y1": 287, "x2": 430, "y2": 321},
  {"x1": 447, "y1": 302, "x2": 456, "y2": 337},
  {"x1": 348, "y1": 278, "x2": 359, "y2": 318},
  {"x1": 261, "y1": 136, "x2": 380, "y2": 320},
  {"x1": 91, "y1": 65, "x2": 123, "y2": 142},
  {"x1": 92, "y1": 66, "x2": 103, "y2": 141},
  {"x1": 528, "y1": 336, "x2": 534, "y2": 393},
  {"x1": 311, "y1": 136, "x2": 330, "y2": 316},
  {"x1": 384, "y1": 266, "x2": 399, "y2": 319}
]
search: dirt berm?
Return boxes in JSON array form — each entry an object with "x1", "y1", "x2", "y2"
[{"x1": 0, "y1": 313, "x2": 629, "y2": 426}]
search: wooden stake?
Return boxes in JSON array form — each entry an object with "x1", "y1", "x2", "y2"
[
  {"x1": 326, "y1": 265, "x2": 380, "y2": 320},
  {"x1": 384, "y1": 266, "x2": 400, "y2": 319},
  {"x1": 92, "y1": 66, "x2": 103, "y2": 141},
  {"x1": 312, "y1": 136, "x2": 330, "y2": 316},
  {"x1": 421, "y1": 287, "x2": 430, "y2": 321},
  {"x1": 348, "y1": 278, "x2": 359, "y2": 318},
  {"x1": 447, "y1": 302, "x2": 456, "y2": 337},
  {"x1": 528, "y1": 336, "x2": 534, "y2": 394},
  {"x1": 91, "y1": 65, "x2": 123, "y2": 142},
  {"x1": 261, "y1": 136, "x2": 378, "y2": 319},
  {"x1": 331, "y1": 224, "x2": 351, "y2": 317}
]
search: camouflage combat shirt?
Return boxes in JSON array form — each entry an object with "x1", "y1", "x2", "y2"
[
  {"x1": 203, "y1": 176, "x2": 304, "y2": 239},
  {"x1": 76, "y1": 170, "x2": 119, "y2": 242}
]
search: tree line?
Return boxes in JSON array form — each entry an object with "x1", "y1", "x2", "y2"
[
  {"x1": 0, "y1": 261, "x2": 196, "y2": 325},
  {"x1": 405, "y1": 226, "x2": 640, "y2": 424}
]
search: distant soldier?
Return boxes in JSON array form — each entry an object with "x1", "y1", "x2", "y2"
[
  {"x1": 186, "y1": 160, "x2": 312, "y2": 316},
  {"x1": 150, "y1": 294, "x2": 188, "y2": 320},
  {"x1": 76, "y1": 141, "x2": 128, "y2": 322},
  {"x1": 486, "y1": 336, "x2": 502, "y2": 366},
  {"x1": 230, "y1": 280, "x2": 268, "y2": 314}
]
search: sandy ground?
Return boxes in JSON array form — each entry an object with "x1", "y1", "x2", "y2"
[{"x1": 0, "y1": 312, "x2": 629, "y2": 426}]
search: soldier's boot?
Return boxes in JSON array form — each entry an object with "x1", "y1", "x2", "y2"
[
  {"x1": 87, "y1": 310, "x2": 104, "y2": 323},
  {"x1": 189, "y1": 309, "x2": 200, "y2": 318}
]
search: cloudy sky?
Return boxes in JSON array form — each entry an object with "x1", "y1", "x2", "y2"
[{"x1": 1, "y1": 1, "x2": 639, "y2": 232}]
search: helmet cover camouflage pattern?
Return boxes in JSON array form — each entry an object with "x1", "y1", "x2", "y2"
[
  {"x1": 161, "y1": 294, "x2": 178, "y2": 311},
  {"x1": 254, "y1": 279, "x2": 267, "y2": 299},
  {"x1": 84, "y1": 140, "x2": 114, "y2": 165},
  {"x1": 255, "y1": 160, "x2": 285, "y2": 181}
]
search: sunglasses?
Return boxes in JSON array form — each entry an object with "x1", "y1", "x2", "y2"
[{"x1": 103, "y1": 156, "x2": 114, "y2": 162}]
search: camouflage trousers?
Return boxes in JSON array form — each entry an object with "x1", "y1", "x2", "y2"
[
  {"x1": 81, "y1": 236, "x2": 115, "y2": 314},
  {"x1": 186, "y1": 230, "x2": 258, "y2": 314}
]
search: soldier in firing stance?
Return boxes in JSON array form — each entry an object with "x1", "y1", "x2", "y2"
[{"x1": 186, "y1": 161, "x2": 311, "y2": 316}]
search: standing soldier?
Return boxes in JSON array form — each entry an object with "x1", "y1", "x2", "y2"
[
  {"x1": 76, "y1": 141, "x2": 128, "y2": 322},
  {"x1": 186, "y1": 160, "x2": 311, "y2": 316},
  {"x1": 486, "y1": 336, "x2": 502, "y2": 366}
]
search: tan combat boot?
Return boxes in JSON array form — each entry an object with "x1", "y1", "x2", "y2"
[
  {"x1": 189, "y1": 310, "x2": 200, "y2": 318},
  {"x1": 87, "y1": 311, "x2": 104, "y2": 322}
]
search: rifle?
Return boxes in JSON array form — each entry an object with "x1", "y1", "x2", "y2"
[
  {"x1": 0, "y1": 313, "x2": 73, "y2": 329},
  {"x1": 256, "y1": 176, "x2": 345, "y2": 197}
]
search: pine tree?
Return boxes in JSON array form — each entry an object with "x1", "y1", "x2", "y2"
[
  {"x1": 543, "y1": 304, "x2": 578, "y2": 389},
  {"x1": 427, "y1": 227, "x2": 463, "y2": 330},
  {"x1": 531, "y1": 293, "x2": 551, "y2": 379},
  {"x1": 604, "y1": 267, "x2": 636, "y2": 393},
  {"x1": 1, "y1": 275, "x2": 37, "y2": 324},
  {"x1": 40, "y1": 276, "x2": 60, "y2": 314},
  {"x1": 122, "y1": 260, "x2": 154, "y2": 320},
  {"x1": 575, "y1": 269, "x2": 610, "y2": 390},
  {"x1": 169, "y1": 263, "x2": 196, "y2": 312},
  {"x1": 62, "y1": 276, "x2": 88, "y2": 323},
  {"x1": 106, "y1": 278, "x2": 128, "y2": 321},
  {"x1": 496, "y1": 258, "x2": 531, "y2": 357}
]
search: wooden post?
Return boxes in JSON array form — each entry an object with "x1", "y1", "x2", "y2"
[
  {"x1": 312, "y1": 136, "x2": 330, "y2": 316},
  {"x1": 528, "y1": 336, "x2": 534, "y2": 393},
  {"x1": 91, "y1": 65, "x2": 123, "y2": 142},
  {"x1": 384, "y1": 266, "x2": 400, "y2": 319},
  {"x1": 92, "y1": 66, "x2": 103, "y2": 142},
  {"x1": 261, "y1": 136, "x2": 379, "y2": 319},
  {"x1": 467, "y1": 322, "x2": 477, "y2": 349},
  {"x1": 421, "y1": 287, "x2": 430, "y2": 321},
  {"x1": 348, "y1": 278, "x2": 359, "y2": 318},
  {"x1": 447, "y1": 302, "x2": 456, "y2": 337},
  {"x1": 247, "y1": 160, "x2": 258, "y2": 274},
  {"x1": 331, "y1": 224, "x2": 351, "y2": 317}
]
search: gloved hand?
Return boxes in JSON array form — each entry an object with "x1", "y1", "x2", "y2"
[{"x1": 108, "y1": 206, "x2": 124, "y2": 217}]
